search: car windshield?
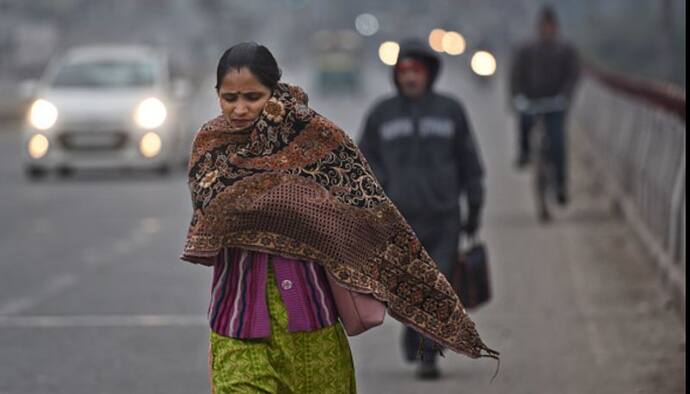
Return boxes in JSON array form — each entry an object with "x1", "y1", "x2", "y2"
[{"x1": 52, "y1": 61, "x2": 156, "y2": 88}]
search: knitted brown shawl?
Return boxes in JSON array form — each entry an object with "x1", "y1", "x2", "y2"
[{"x1": 181, "y1": 83, "x2": 498, "y2": 359}]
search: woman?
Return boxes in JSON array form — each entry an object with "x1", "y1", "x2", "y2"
[{"x1": 182, "y1": 42, "x2": 497, "y2": 394}]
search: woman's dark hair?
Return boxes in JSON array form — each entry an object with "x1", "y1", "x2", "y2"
[{"x1": 215, "y1": 42, "x2": 282, "y2": 91}]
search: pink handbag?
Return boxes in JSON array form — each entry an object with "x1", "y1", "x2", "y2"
[{"x1": 326, "y1": 273, "x2": 386, "y2": 336}]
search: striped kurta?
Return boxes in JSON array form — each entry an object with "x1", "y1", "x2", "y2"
[
  {"x1": 208, "y1": 247, "x2": 339, "y2": 339},
  {"x1": 209, "y1": 261, "x2": 356, "y2": 393}
]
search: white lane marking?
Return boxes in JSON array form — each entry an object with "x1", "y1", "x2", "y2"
[
  {"x1": 0, "y1": 314, "x2": 207, "y2": 328},
  {"x1": 140, "y1": 217, "x2": 161, "y2": 235},
  {"x1": 2, "y1": 216, "x2": 163, "y2": 314},
  {"x1": 80, "y1": 216, "x2": 162, "y2": 266},
  {"x1": 0, "y1": 273, "x2": 78, "y2": 315}
]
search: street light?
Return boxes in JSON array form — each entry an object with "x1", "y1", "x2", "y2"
[
  {"x1": 428, "y1": 28, "x2": 446, "y2": 53},
  {"x1": 442, "y1": 31, "x2": 466, "y2": 56},
  {"x1": 378, "y1": 41, "x2": 400, "y2": 66},
  {"x1": 355, "y1": 13, "x2": 379, "y2": 36},
  {"x1": 471, "y1": 50, "x2": 497, "y2": 76}
]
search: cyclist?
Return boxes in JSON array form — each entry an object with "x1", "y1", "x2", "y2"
[{"x1": 509, "y1": 5, "x2": 580, "y2": 205}]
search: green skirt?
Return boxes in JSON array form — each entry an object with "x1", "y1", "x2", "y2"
[{"x1": 209, "y1": 264, "x2": 356, "y2": 394}]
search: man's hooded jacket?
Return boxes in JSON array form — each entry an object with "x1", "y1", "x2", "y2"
[{"x1": 359, "y1": 40, "x2": 485, "y2": 230}]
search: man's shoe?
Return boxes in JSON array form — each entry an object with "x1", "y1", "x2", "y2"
[
  {"x1": 416, "y1": 362, "x2": 441, "y2": 380},
  {"x1": 538, "y1": 209, "x2": 552, "y2": 224},
  {"x1": 515, "y1": 155, "x2": 530, "y2": 169},
  {"x1": 557, "y1": 190, "x2": 569, "y2": 206}
]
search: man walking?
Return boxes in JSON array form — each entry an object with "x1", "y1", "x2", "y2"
[{"x1": 358, "y1": 39, "x2": 485, "y2": 380}]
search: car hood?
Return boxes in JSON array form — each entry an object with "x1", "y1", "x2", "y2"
[{"x1": 37, "y1": 88, "x2": 164, "y2": 124}]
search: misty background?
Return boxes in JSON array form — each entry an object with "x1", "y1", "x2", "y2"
[{"x1": 0, "y1": 0, "x2": 686, "y2": 90}]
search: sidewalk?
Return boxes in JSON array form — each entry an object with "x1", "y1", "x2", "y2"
[{"x1": 347, "y1": 85, "x2": 686, "y2": 393}]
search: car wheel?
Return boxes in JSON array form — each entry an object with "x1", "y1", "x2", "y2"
[
  {"x1": 25, "y1": 166, "x2": 47, "y2": 180},
  {"x1": 156, "y1": 164, "x2": 171, "y2": 176},
  {"x1": 57, "y1": 166, "x2": 74, "y2": 178}
]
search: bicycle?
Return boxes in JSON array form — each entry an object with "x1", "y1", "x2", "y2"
[{"x1": 513, "y1": 95, "x2": 569, "y2": 223}]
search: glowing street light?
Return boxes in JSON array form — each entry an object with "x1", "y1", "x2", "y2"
[
  {"x1": 378, "y1": 41, "x2": 400, "y2": 66},
  {"x1": 428, "y1": 28, "x2": 446, "y2": 53},
  {"x1": 471, "y1": 50, "x2": 497, "y2": 76},
  {"x1": 355, "y1": 13, "x2": 379, "y2": 36},
  {"x1": 442, "y1": 31, "x2": 466, "y2": 56}
]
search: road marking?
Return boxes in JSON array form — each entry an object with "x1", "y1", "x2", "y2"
[
  {"x1": 0, "y1": 314, "x2": 207, "y2": 328},
  {"x1": 0, "y1": 273, "x2": 78, "y2": 315},
  {"x1": 1, "y1": 216, "x2": 165, "y2": 317},
  {"x1": 80, "y1": 216, "x2": 162, "y2": 266}
]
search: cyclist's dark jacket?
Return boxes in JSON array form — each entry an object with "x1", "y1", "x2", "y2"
[
  {"x1": 358, "y1": 41, "x2": 484, "y2": 228},
  {"x1": 510, "y1": 39, "x2": 579, "y2": 99}
]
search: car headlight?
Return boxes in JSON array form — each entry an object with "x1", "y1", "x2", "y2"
[
  {"x1": 139, "y1": 131, "x2": 162, "y2": 158},
  {"x1": 28, "y1": 134, "x2": 50, "y2": 159},
  {"x1": 29, "y1": 99, "x2": 58, "y2": 130},
  {"x1": 134, "y1": 97, "x2": 167, "y2": 129}
]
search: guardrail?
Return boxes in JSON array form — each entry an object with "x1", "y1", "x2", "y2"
[{"x1": 570, "y1": 72, "x2": 686, "y2": 316}]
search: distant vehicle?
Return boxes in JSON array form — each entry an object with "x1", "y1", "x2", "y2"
[
  {"x1": 22, "y1": 45, "x2": 190, "y2": 179},
  {"x1": 311, "y1": 29, "x2": 363, "y2": 94}
]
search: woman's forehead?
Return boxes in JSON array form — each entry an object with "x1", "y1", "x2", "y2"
[{"x1": 219, "y1": 68, "x2": 268, "y2": 92}]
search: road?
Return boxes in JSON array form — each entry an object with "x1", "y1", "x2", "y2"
[{"x1": 0, "y1": 63, "x2": 685, "y2": 394}]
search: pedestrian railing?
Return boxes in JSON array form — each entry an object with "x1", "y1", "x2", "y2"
[{"x1": 569, "y1": 73, "x2": 686, "y2": 315}]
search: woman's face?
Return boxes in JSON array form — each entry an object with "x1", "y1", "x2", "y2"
[{"x1": 217, "y1": 67, "x2": 271, "y2": 130}]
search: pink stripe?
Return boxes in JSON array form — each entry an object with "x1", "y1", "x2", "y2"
[
  {"x1": 220, "y1": 250, "x2": 246, "y2": 334},
  {"x1": 242, "y1": 253, "x2": 263, "y2": 337},
  {"x1": 239, "y1": 255, "x2": 256, "y2": 337},
  {"x1": 294, "y1": 261, "x2": 319, "y2": 330},
  {"x1": 251, "y1": 254, "x2": 270, "y2": 337},
  {"x1": 318, "y1": 267, "x2": 338, "y2": 324},
  {"x1": 213, "y1": 248, "x2": 236, "y2": 333},
  {"x1": 207, "y1": 249, "x2": 224, "y2": 318},
  {"x1": 303, "y1": 263, "x2": 323, "y2": 327},
  {"x1": 208, "y1": 248, "x2": 230, "y2": 321},
  {"x1": 308, "y1": 263, "x2": 333, "y2": 324},
  {"x1": 227, "y1": 250, "x2": 248, "y2": 334}
]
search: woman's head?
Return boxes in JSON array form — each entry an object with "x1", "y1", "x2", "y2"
[{"x1": 215, "y1": 43, "x2": 282, "y2": 129}]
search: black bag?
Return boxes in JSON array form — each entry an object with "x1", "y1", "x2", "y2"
[{"x1": 450, "y1": 241, "x2": 491, "y2": 309}]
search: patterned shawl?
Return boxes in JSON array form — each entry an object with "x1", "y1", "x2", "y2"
[{"x1": 181, "y1": 83, "x2": 498, "y2": 359}]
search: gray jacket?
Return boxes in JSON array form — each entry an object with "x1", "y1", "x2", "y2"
[
  {"x1": 358, "y1": 41, "x2": 484, "y2": 230},
  {"x1": 510, "y1": 39, "x2": 579, "y2": 100}
]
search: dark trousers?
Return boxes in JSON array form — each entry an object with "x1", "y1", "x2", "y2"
[
  {"x1": 402, "y1": 218, "x2": 460, "y2": 365},
  {"x1": 519, "y1": 111, "x2": 568, "y2": 194}
]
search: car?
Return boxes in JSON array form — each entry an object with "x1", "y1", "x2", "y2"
[{"x1": 21, "y1": 45, "x2": 189, "y2": 179}]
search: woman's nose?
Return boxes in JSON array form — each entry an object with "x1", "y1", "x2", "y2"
[{"x1": 233, "y1": 103, "x2": 248, "y2": 115}]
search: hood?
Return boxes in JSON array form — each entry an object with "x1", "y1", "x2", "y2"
[
  {"x1": 38, "y1": 88, "x2": 162, "y2": 125},
  {"x1": 393, "y1": 39, "x2": 442, "y2": 92}
]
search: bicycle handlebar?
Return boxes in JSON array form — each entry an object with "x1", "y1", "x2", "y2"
[{"x1": 513, "y1": 95, "x2": 569, "y2": 115}]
